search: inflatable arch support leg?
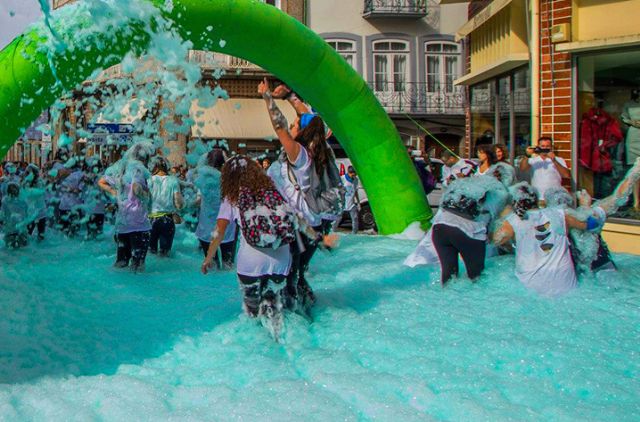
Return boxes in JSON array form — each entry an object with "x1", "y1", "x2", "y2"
[{"x1": 0, "y1": 0, "x2": 432, "y2": 234}]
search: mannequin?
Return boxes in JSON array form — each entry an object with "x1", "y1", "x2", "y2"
[
  {"x1": 621, "y1": 89, "x2": 640, "y2": 210},
  {"x1": 579, "y1": 100, "x2": 622, "y2": 198}
]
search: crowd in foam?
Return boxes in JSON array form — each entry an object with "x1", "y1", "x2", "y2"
[{"x1": 407, "y1": 138, "x2": 640, "y2": 297}]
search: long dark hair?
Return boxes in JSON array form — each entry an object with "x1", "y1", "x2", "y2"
[
  {"x1": 150, "y1": 156, "x2": 170, "y2": 175},
  {"x1": 23, "y1": 164, "x2": 40, "y2": 187},
  {"x1": 206, "y1": 148, "x2": 226, "y2": 171},
  {"x1": 295, "y1": 116, "x2": 331, "y2": 175},
  {"x1": 476, "y1": 144, "x2": 497, "y2": 165},
  {"x1": 493, "y1": 144, "x2": 508, "y2": 162}
]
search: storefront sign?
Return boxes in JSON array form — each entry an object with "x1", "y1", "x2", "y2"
[{"x1": 86, "y1": 123, "x2": 135, "y2": 145}]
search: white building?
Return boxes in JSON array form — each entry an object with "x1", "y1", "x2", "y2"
[{"x1": 309, "y1": 0, "x2": 469, "y2": 155}]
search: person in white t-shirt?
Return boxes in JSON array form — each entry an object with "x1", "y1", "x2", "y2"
[
  {"x1": 332, "y1": 166, "x2": 360, "y2": 234},
  {"x1": 148, "y1": 157, "x2": 184, "y2": 257},
  {"x1": 519, "y1": 137, "x2": 571, "y2": 202},
  {"x1": 493, "y1": 182, "x2": 592, "y2": 297},
  {"x1": 201, "y1": 156, "x2": 337, "y2": 326},
  {"x1": 260, "y1": 78, "x2": 342, "y2": 312},
  {"x1": 440, "y1": 150, "x2": 476, "y2": 187}
]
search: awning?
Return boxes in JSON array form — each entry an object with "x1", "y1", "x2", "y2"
[
  {"x1": 454, "y1": 53, "x2": 529, "y2": 86},
  {"x1": 190, "y1": 98, "x2": 298, "y2": 140},
  {"x1": 455, "y1": 0, "x2": 514, "y2": 41}
]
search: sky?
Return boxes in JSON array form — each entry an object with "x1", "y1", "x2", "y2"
[{"x1": 0, "y1": 0, "x2": 46, "y2": 49}]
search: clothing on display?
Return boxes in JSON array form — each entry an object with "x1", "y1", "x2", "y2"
[
  {"x1": 579, "y1": 107, "x2": 622, "y2": 173},
  {"x1": 622, "y1": 99, "x2": 640, "y2": 165}
]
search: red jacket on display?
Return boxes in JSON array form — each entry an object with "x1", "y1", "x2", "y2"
[{"x1": 579, "y1": 108, "x2": 623, "y2": 173}]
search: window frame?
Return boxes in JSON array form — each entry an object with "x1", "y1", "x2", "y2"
[
  {"x1": 326, "y1": 39, "x2": 358, "y2": 70},
  {"x1": 372, "y1": 39, "x2": 410, "y2": 93},
  {"x1": 424, "y1": 41, "x2": 461, "y2": 93}
]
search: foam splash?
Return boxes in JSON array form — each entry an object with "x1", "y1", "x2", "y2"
[{"x1": 389, "y1": 221, "x2": 425, "y2": 241}]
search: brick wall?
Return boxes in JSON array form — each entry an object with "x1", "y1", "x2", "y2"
[{"x1": 538, "y1": 0, "x2": 573, "y2": 167}]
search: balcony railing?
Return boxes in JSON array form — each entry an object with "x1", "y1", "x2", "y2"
[
  {"x1": 363, "y1": 0, "x2": 428, "y2": 19},
  {"x1": 369, "y1": 82, "x2": 465, "y2": 115},
  {"x1": 472, "y1": 88, "x2": 530, "y2": 114},
  {"x1": 188, "y1": 50, "x2": 263, "y2": 72}
]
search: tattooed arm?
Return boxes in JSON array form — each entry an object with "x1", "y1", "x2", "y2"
[
  {"x1": 259, "y1": 78, "x2": 301, "y2": 163},
  {"x1": 273, "y1": 83, "x2": 311, "y2": 115}
]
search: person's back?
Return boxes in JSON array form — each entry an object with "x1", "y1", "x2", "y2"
[
  {"x1": 105, "y1": 160, "x2": 151, "y2": 234},
  {"x1": 1, "y1": 194, "x2": 28, "y2": 235},
  {"x1": 23, "y1": 178, "x2": 47, "y2": 222},
  {"x1": 507, "y1": 207, "x2": 577, "y2": 297},
  {"x1": 58, "y1": 169, "x2": 84, "y2": 211},
  {"x1": 150, "y1": 174, "x2": 180, "y2": 214},
  {"x1": 1, "y1": 183, "x2": 29, "y2": 248}
]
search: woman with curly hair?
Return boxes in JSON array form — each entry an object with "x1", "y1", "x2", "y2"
[
  {"x1": 201, "y1": 155, "x2": 337, "y2": 337},
  {"x1": 474, "y1": 144, "x2": 497, "y2": 176}
]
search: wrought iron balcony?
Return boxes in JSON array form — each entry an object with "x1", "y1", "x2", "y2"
[
  {"x1": 369, "y1": 82, "x2": 465, "y2": 115},
  {"x1": 188, "y1": 50, "x2": 263, "y2": 72},
  {"x1": 471, "y1": 87, "x2": 530, "y2": 114},
  {"x1": 363, "y1": 0, "x2": 428, "y2": 19}
]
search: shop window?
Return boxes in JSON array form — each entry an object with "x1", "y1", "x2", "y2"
[
  {"x1": 470, "y1": 66, "x2": 531, "y2": 161},
  {"x1": 372, "y1": 40, "x2": 410, "y2": 93},
  {"x1": 326, "y1": 39, "x2": 358, "y2": 70},
  {"x1": 425, "y1": 41, "x2": 460, "y2": 93},
  {"x1": 471, "y1": 82, "x2": 496, "y2": 149},
  {"x1": 577, "y1": 50, "x2": 640, "y2": 220}
]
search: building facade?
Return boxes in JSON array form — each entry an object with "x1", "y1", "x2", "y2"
[
  {"x1": 453, "y1": 0, "x2": 640, "y2": 253},
  {"x1": 308, "y1": 0, "x2": 469, "y2": 156}
]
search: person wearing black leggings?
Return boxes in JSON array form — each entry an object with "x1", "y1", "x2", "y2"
[
  {"x1": 115, "y1": 231, "x2": 151, "y2": 269},
  {"x1": 431, "y1": 222, "x2": 486, "y2": 283},
  {"x1": 430, "y1": 192, "x2": 489, "y2": 284},
  {"x1": 148, "y1": 157, "x2": 184, "y2": 257}
]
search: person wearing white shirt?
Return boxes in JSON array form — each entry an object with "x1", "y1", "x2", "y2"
[
  {"x1": 440, "y1": 150, "x2": 476, "y2": 187},
  {"x1": 200, "y1": 156, "x2": 337, "y2": 321},
  {"x1": 493, "y1": 183, "x2": 593, "y2": 297},
  {"x1": 332, "y1": 166, "x2": 360, "y2": 234},
  {"x1": 519, "y1": 137, "x2": 571, "y2": 202},
  {"x1": 259, "y1": 78, "x2": 340, "y2": 311}
]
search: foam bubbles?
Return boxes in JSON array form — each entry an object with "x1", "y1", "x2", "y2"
[{"x1": 0, "y1": 232, "x2": 638, "y2": 419}]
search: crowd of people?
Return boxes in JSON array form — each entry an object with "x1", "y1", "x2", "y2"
[
  {"x1": 407, "y1": 136, "x2": 640, "y2": 297},
  {"x1": 0, "y1": 79, "x2": 346, "y2": 341},
  {"x1": 2, "y1": 78, "x2": 639, "y2": 339}
]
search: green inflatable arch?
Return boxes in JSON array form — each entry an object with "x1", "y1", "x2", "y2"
[{"x1": 0, "y1": 0, "x2": 431, "y2": 234}]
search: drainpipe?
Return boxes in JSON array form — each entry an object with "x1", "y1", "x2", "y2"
[
  {"x1": 303, "y1": 0, "x2": 308, "y2": 25},
  {"x1": 530, "y1": 0, "x2": 540, "y2": 144}
]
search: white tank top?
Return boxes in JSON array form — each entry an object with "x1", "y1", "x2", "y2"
[{"x1": 507, "y1": 208, "x2": 577, "y2": 297}]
